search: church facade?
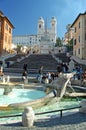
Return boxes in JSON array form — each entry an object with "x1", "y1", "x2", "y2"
[{"x1": 13, "y1": 17, "x2": 57, "y2": 54}]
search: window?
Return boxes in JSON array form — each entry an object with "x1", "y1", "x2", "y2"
[
  {"x1": 85, "y1": 33, "x2": 86, "y2": 41},
  {"x1": 75, "y1": 27, "x2": 76, "y2": 33},
  {"x1": 74, "y1": 39, "x2": 76, "y2": 45},
  {"x1": 39, "y1": 24, "x2": 41, "y2": 28},
  {"x1": 5, "y1": 23, "x2": 8, "y2": 30},
  {"x1": 78, "y1": 48, "x2": 80, "y2": 54},
  {"x1": 52, "y1": 23, "x2": 54, "y2": 27},
  {"x1": 9, "y1": 27, "x2": 11, "y2": 33},
  {"x1": 79, "y1": 22, "x2": 80, "y2": 28},
  {"x1": 78, "y1": 36, "x2": 80, "y2": 43}
]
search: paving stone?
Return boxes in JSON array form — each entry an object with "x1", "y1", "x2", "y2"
[{"x1": 0, "y1": 112, "x2": 86, "y2": 130}]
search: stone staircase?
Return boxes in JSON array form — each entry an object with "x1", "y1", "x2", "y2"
[
  {"x1": 5, "y1": 53, "x2": 27, "y2": 62},
  {"x1": 55, "y1": 53, "x2": 70, "y2": 63},
  {"x1": 4, "y1": 54, "x2": 58, "y2": 74}
]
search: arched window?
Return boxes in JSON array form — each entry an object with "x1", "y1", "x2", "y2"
[{"x1": 39, "y1": 24, "x2": 41, "y2": 28}]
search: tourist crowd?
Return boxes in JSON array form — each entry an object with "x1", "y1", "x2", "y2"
[{"x1": 37, "y1": 63, "x2": 86, "y2": 85}]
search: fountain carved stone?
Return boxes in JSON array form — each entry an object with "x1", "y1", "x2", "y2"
[
  {"x1": 22, "y1": 107, "x2": 35, "y2": 127},
  {"x1": 46, "y1": 72, "x2": 75, "y2": 100},
  {"x1": 3, "y1": 85, "x2": 12, "y2": 95}
]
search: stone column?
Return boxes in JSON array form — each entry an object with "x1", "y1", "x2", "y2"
[{"x1": 22, "y1": 107, "x2": 35, "y2": 127}]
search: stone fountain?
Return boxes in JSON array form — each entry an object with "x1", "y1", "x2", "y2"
[
  {"x1": 45, "y1": 72, "x2": 76, "y2": 100},
  {"x1": 3, "y1": 85, "x2": 12, "y2": 95},
  {"x1": 46, "y1": 71, "x2": 86, "y2": 100},
  {"x1": 0, "y1": 75, "x2": 13, "y2": 95}
]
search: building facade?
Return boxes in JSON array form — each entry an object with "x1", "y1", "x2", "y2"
[
  {"x1": 64, "y1": 29, "x2": 74, "y2": 45},
  {"x1": 71, "y1": 12, "x2": 86, "y2": 59},
  {"x1": 13, "y1": 17, "x2": 57, "y2": 54},
  {"x1": 0, "y1": 11, "x2": 14, "y2": 54}
]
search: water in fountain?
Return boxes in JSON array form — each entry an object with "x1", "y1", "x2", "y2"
[{"x1": 0, "y1": 87, "x2": 46, "y2": 105}]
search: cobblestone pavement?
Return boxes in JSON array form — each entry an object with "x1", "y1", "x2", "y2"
[{"x1": 0, "y1": 112, "x2": 86, "y2": 130}]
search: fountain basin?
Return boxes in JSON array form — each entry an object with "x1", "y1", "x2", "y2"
[
  {"x1": 9, "y1": 91, "x2": 55, "y2": 109},
  {"x1": 0, "y1": 86, "x2": 56, "y2": 110}
]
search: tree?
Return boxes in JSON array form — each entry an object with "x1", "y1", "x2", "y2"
[
  {"x1": 66, "y1": 38, "x2": 73, "y2": 51},
  {"x1": 55, "y1": 37, "x2": 62, "y2": 47},
  {"x1": 16, "y1": 44, "x2": 22, "y2": 53},
  {"x1": 66, "y1": 24, "x2": 71, "y2": 32},
  {"x1": 66, "y1": 24, "x2": 73, "y2": 52}
]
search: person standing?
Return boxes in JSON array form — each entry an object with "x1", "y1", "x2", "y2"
[
  {"x1": 46, "y1": 72, "x2": 52, "y2": 83},
  {"x1": 23, "y1": 63, "x2": 28, "y2": 71},
  {"x1": 39, "y1": 66, "x2": 43, "y2": 75},
  {"x1": 22, "y1": 71, "x2": 28, "y2": 84},
  {"x1": 38, "y1": 66, "x2": 43, "y2": 83}
]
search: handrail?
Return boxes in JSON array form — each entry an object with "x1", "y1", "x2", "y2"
[
  {"x1": 0, "y1": 106, "x2": 81, "y2": 119},
  {"x1": 35, "y1": 106, "x2": 81, "y2": 117},
  {"x1": 0, "y1": 114, "x2": 21, "y2": 118}
]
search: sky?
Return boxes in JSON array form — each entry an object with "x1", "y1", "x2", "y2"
[{"x1": 0, "y1": 0, "x2": 86, "y2": 38}]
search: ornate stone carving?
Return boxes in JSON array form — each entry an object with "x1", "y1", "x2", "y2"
[{"x1": 22, "y1": 107, "x2": 35, "y2": 127}]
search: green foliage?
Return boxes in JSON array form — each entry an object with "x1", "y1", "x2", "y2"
[
  {"x1": 16, "y1": 44, "x2": 22, "y2": 52},
  {"x1": 66, "y1": 38, "x2": 73, "y2": 51},
  {"x1": 66, "y1": 24, "x2": 71, "y2": 31},
  {"x1": 55, "y1": 37, "x2": 62, "y2": 47}
]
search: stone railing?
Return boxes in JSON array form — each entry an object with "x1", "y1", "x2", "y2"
[{"x1": 71, "y1": 56, "x2": 86, "y2": 65}]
